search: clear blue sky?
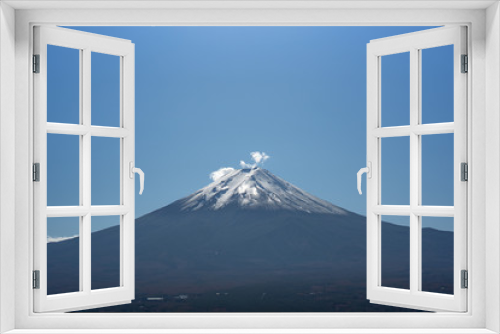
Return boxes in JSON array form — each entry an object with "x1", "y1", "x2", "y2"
[{"x1": 46, "y1": 26, "x2": 455, "y2": 238}]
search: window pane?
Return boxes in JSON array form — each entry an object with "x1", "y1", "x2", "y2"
[
  {"x1": 421, "y1": 45, "x2": 454, "y2": 124},
  {"x1": 381, "y1": 215, "x2": 410, "y2": 290},
  {"x1": 381, "y1": 52, "x2": 410, "y2": 127},
  {"x1": 421, "y1": 133, "x2": 454, "y2": 206},
  {"x1": 47, "y1": 217, "x2": 80, "y2": 295},
  {"x1": 92, "y1": 52, "x2": 121, "y2": 127},
  {"x1": 91, "y1": 137, "x2": 121, "y2": 205},
  {"x1": 421, "y1": 217, "x2": 454, "y2": 294},
  {"x1": 381, "y1": 136, "x2": 410, "y2": 205},
  {"x1": 91, "y1": 216, "x2": 121, "y2": 290},
  {"x1": 47, "y1": 134, "x2": 79, "y2": 206},
  {"x1": 47, "y1": 45, "x2": 80, "y2": 124}
]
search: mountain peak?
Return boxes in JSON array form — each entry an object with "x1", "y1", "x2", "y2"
[{"x1": 175, "y1": 168, "x2": 347, "y2": 215}]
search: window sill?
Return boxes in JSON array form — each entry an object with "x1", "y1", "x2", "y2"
[{"x1": 3, "y1": 329, "x2": 498, "y2": 334}]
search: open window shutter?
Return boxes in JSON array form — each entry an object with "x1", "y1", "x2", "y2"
[
  {"x1": 365, "y1": 26, "x2": 467, "y2": 312},
  {"x1": 33, "y1": 26, "x2": 136, "y2": 312}
]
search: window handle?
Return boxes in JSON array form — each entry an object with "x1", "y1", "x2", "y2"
[
  {"x1": 357, "y1": 162, "x2": 372, "y2": 195},
  {"x1": 129, "y1": 162, "x2": 145, "y2": 195}
]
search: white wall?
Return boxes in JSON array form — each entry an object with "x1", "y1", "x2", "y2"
[
  {"x1": 486, "y1": 2, "x2": 500, "y2": 333},
  {"x1": 0, "y1": 2, "x2": 16, "y2": 334}
]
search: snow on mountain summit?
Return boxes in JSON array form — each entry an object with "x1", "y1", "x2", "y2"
[{"x1": 177, "y1": 167, "x2": 347, "y2": 215}]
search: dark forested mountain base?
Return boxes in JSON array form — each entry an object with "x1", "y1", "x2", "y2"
[{"x1": 80, "y1": 276, "x2": 427, "y2": 313}]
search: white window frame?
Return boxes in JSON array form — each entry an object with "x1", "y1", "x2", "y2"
[
  {"x1": 366, "y1": 26, "x2": 468, "y2": 312},
  {"x1": 1, "y1": 1, "x2": 499, "y2": 333},
  {"x1": 33, "y1": 25, "x2": 136, "y2": 313}
]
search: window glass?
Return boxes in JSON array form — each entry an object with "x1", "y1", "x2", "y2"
[
  {"x1": 47, "y1": 217, "x2": 80, "y2": 295},
  {"x1": 381, "y1": 136, "x2": 410, "y2": 205},
  {"x1": 91, "y1": 52, "x2": 121, "y2": 127},
  {"x1": 421, "y1": 45, "x2": 454, "y2": 124},
  {"x1": 91, "y1": 137, "x2": 121, "y2": 205},
  {"x1": 47, "y1": 134, "x2": 80, "y2": 206},
  {"x1": 421, "y1": 134, "x2": 454, "y2": 206},
  {"x1": 381, "y1": 52, "x2": 410, "y2": 127},
  {"x1": 381, "y1": 216, "x2": 410, "y2": 290},
  {"x1": 47, "y1": 45, "x2": 80, "y2": 124},
  {"x1": 91, "y1": 216, "x2": 121, "y2": 290},
  {"x1": 421, "y1": 217, "x2": 454, "y2": 294}
]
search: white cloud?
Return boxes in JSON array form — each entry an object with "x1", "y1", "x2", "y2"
[
  {"x1": 211, "y1": 152, "x2": 271, "y2": 180},
  {"x1": 240, "y1": 151, "x2": 270, "y2": 168},
  {"x1": 251, "y1": 151, "x2": 270, "y2": 164},
  {"x1": 47, "y1": 235, "x2": 78, "y2": 243},
  {"x1": 210, "y1": 167, "x2": 235, "y2": 182},
  {"x1": 239, "y1": 160, "x2": 253, "y2": 168}
]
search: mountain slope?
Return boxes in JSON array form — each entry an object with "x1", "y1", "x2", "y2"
[{"x1": 171, "y1": 168, "x2": 347, "y2": 215}]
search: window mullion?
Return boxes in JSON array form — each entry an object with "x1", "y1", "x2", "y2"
[
  {"x1": 409, "y1": 47, "x2": 420, "y2": 294},
  {"x1": 78, "y1": 48, "x2": 84, "y2": 293},
  {"x1": 81, "y1": 47, "x2": 92, "y2": 294},
  {"x1": 119, "y1": 55, "x2": 124, "y2": 287}
]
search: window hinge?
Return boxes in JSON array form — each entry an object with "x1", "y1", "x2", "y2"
[
  {"x1": 33, "y1": 54, "x2": 40, "y2": 73},
  {"x1": 461, "y1": 270, "x2": 468, "y2": 289},
  {"x1": 33, "y1": 163, "x2": 40, "y2": 182},
  {"x1": 33, "y1": 270, "x2": 40, "y2": 289},
  {"x1": 461, "y1": 162, "x2": 468, "y2": 182},
  {"x1": 461, "y1": 54, "x2": 468, "y2": 73}
]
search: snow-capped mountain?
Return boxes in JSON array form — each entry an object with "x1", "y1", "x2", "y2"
[{"x1": 175, "y1": 167, "x2": 347, "y2": 215}]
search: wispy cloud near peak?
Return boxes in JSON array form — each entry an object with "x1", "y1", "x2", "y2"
[
  {"x1": 240, "y1": 151, "x2": 270, "y2": 168},
  {"x1": 210, "y1": 167, "x2": 236, "y2": 182},
  {"x1": 210, "y1": 151, "x2": 270, "y2": 181}
]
